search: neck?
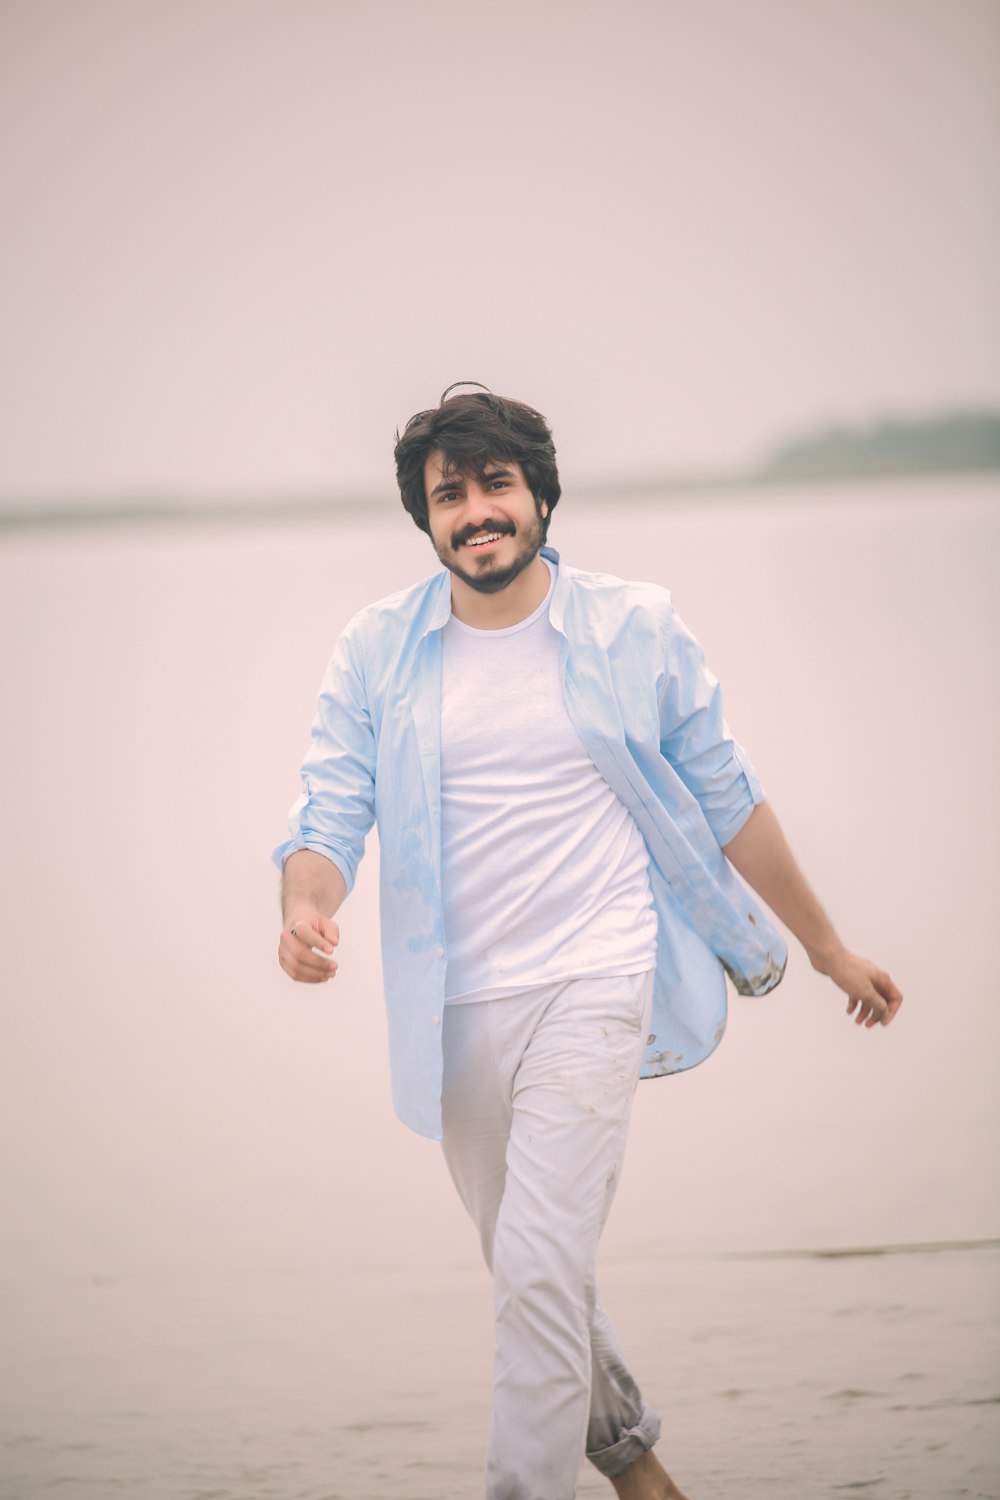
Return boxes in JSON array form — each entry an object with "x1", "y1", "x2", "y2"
[{"x1": 449, "y1": 553, "x2": 550, "y2": 629}]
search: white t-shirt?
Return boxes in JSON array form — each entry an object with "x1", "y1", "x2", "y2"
[{"x1": 440, "y1": 561, "x2": 658, "y2": 1002}]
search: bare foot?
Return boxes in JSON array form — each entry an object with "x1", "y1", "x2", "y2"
[{"x1": 609, "y1": 1448, "x2": 691, "y2": 1500}]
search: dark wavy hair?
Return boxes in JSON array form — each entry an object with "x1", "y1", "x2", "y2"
[{"x1": 393, "y1": 383, "x2": 561, "y2": 541}]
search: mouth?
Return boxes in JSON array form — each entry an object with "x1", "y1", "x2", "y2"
[{"x1": 458, "y1": 527, "x2": 511, "y2": 552}]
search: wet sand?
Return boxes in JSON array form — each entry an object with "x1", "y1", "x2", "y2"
[{"x1": 2, "y1": 1243, "x2": 997, "y2": 1498}]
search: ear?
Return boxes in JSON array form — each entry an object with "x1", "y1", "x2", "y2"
[{"x1": 540, "y1": 498, "x2": 549, "y2": 518}]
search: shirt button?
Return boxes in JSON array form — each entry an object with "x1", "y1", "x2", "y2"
[
  {"x1": 436, "y1": 945, "x2": 445, "y2": 958},
  {"x1": 433, "y1": 1015, "x2": 441, "y2": 1026}
]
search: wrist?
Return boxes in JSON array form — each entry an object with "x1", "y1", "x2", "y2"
[
  {"x1": 806, "y1": 935, "x2": 845, "y2": 976},
  {"x1": 283, "y1": 900, "x2": 322, "y2": 929}
]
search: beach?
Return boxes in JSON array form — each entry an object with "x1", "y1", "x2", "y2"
[
  {"x1": 1, "y1": 477, "x2": 998, "y2": 1497},
  {"x1": 2, "y1": 1244, "x2": 997, "y2": 1498}
]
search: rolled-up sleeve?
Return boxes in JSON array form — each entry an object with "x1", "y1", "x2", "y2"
[
  {"x1": 657, "y1": 607, "x2": 764, "y2": 848},
  {"x1": 271, "y1": 624, "x2": 376, "y2": 893}
]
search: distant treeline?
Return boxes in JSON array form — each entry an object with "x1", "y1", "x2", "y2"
[
  {"x1": 755, "y1": 411, "x2": 1000, "y2": 482},
  {"x1": 2, "y1": 409, "x2": 999, "y2": 531}
]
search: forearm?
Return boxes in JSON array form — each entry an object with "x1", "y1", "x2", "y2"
[
  {"x1": 722, "y1": 801, "x2": 842, "y2": 973},
  {"x1": 280, "y1": 848, "x2": 348, "y2": 925}
]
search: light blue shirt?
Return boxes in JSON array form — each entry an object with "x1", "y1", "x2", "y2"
[{"x1": 273, "y1": 547, "x2": 787, "y2": 1139}]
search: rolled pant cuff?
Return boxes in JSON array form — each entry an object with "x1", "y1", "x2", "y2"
[{"x1": 586, "y1": 1404, "x2": 662, "y2": 1477}]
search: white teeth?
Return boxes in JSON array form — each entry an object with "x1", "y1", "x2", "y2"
[{"x1": 466, "y1": 532, "x2": 503, "y2": 547}]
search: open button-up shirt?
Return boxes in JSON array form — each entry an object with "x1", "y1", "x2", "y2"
[{"x1": 273, "y1": 547, "x2": 786, "y2": 1139}]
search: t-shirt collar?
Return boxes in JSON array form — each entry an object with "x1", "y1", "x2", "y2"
[{"x1": 425, "y1": 544, "x2": 565, "y2": 635}]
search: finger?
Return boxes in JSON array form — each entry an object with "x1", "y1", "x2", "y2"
[
  {"x1": 861, "y1": 972, "x2": 900, "y2": 1026},
  {"x1": 316, "y1": 918, "x2": 341, "y2": 950},
  {"x1": 289, "y1": 921, "x2": 336, "y2": 956},
  {"x1": 279, "y1": 937, "x2": 338, "y2": 981},
  {"x1": 852, "y1": 992, "x2": 880, "y2": 1026},
  {"x1": 874, "y1": 971, "x2": 903, "y2": 1023},
  {"x1": 283, "y1": 955, "x2": 337, "y2": 983},
  {"x1": 298, "y1": 947, "x2": 338, "y2": 975},
  {"x1": 858, "y1": 992, "x2": 889, "y2": 1028},
  {"x1": 298, "y1": 961, "x2": 337, "y2": 982}
]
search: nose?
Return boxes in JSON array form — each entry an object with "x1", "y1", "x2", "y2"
[{"x1": 463, "y1": 482, "x2": 495, "y2": 525}]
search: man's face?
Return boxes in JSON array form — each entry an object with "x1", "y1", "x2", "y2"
[{"x1": 423, "y1": 450, "x2": 548, "y2": 595}]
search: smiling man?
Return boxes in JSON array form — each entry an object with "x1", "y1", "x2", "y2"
[
  {"x1": 273, "y1": 384, "x2": 902, "y2": 1500},
  {"x1": 425, "y1": 451, "x2": 547, "y2": 604}
]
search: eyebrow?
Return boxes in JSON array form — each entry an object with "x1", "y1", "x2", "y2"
[{"x1": 429, "y1": 466, "x2": 516, "y2": 499}]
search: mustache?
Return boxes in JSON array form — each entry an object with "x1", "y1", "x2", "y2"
[{"x1": 452, "y1": 520, "x2": 516, "y2": 548}]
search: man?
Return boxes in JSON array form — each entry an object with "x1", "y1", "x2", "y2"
[{"x1": 274, "y1": 385, "x2": 902, "y2": 1500}]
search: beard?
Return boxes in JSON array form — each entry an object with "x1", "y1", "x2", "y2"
[{"x1": 433, "y1": 509, "x2": 545, "y2": 595}]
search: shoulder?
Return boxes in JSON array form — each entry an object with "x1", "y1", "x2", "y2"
[
  {"x1": 339, "y1": 570, "x2": 448, "y2": 651},
  {"x1": 558, "y1": 559, "x2": 676, "y2": 631}
]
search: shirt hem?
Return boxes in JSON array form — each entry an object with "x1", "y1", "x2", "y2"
[{"x1": 443, "y1": 956, "x2": 657, "y2": 1006}]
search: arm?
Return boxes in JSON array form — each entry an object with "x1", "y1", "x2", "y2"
[
  {"x1": 723, "y1": 801, "x2": 903, "y2": 1027},
  {"x1": 274, "y1": 621, "x2": 376, "y2": 986},
  {"x1": 277, "y1": 848, "x2": 348, "y2": 984}
]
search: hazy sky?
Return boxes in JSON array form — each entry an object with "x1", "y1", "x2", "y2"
[{"x1": 1, "y1": 0, "x2": 998, "y2": 500}]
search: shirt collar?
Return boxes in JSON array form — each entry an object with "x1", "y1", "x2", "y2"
[
  {"x1": 425, "y1": 569, "x2": 452, "y2": 634},
  {"x1": 423, "y1": 545, "x2": 566, "y2": 637},
  {"x1": 542, "y1": 545, "x2": 567, "y2": 634}
]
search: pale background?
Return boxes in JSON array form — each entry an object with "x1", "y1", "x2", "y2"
[
  {"x1": 1, "y1": 4, "x2": 998, "y2": 1498},
  {"x1": 1, "y1": 0, "x2": 998, "y2": 502}
]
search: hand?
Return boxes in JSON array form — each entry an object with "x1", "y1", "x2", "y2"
[
  {"x1": 817, "y1": 947, "x2": 903, "y2": 1029},
  {"x1": 278, "y1": 909, "x2": 340, "y2": 983}
]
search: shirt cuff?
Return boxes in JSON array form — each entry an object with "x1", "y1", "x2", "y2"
[{"x1": 270, "y1": 836, "x2": 355, "y2": 894}]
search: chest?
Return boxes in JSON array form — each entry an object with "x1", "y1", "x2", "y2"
[{"x1": 440, "y1": 616, "x2": 586, "y2": 780}]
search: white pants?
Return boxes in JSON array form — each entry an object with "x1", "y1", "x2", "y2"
[{"x1": 441, "y1": 971, "x2": 661, "y2": 1500}]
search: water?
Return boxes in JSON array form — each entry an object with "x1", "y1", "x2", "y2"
[{"x1": 1, "y1": 478, "x2": 998, "y2": 1496}]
